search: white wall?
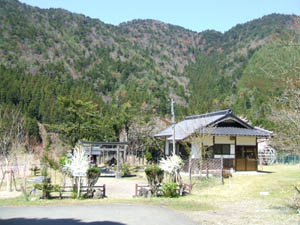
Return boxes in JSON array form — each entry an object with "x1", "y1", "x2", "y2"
[
  {"x1": 192, "y1": 136, "x2": 213, "y2": 146},
  {"x1": 215, "y1": 136, "x2": 235, "y2": 144},
  {"x1": 236, "y1": 136, "x2": 256, "y2": 146}
]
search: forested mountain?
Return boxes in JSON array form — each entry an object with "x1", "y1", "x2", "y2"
[{"x1": 0, "y1": 0, "x2": 299, "y2": 151}]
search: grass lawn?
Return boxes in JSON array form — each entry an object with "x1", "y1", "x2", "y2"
[{"x1": 0, "y1": 164, "x2": 299, "y2": 225}]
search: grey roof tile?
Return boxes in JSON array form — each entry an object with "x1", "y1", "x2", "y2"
[
  {"x1": 154, "y1": 109, "x2": 272, "y2": 140},
  {"x1": 209, "y1": 127, "x2": 270, "y2": 137}
]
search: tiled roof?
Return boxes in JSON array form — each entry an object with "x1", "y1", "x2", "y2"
[
  {"x1": 209, "y1": 127, "x2": 270, "y2": 137},
  {"x1": 154, "y1": 109, "x2": 272, "y2": 140}
]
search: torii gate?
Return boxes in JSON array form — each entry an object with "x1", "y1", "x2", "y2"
[{"x1": 80, "y1": 140, "x2": 129, "y2": 178}]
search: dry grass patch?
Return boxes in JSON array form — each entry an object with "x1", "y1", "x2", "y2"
[{"x1": 183, "y1": 164, "x2": 300, "y2": 224}]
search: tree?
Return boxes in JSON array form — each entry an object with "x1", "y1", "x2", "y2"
[
  {"x1": 127, "y1": 117, "x2": 164, "y2": 163},
  {"x1": 267, "y1": 17, "x2": 300, "y2": 152},
  {"x1": 0, "y1": 106, "x2": 25, "y2": 191},
  {"x1": 51, "y1": 96, "x2": 114, "y2": 149},
  {"x1": 271, "y1": 78, "x2": 300, "y2": 152}
]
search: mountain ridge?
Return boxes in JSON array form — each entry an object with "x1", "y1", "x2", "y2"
[{"x1": 0, "y1": 0, "x2": 299, "y2": 146}]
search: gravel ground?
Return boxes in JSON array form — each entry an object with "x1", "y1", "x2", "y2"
[
  {"x1": 97, "y1": 177, "x2": 147, "y2": 199},
  {"x1": 0, "y1": 204, "x2": 197, "y2": 225},
  {"x1": 0, "y1": 191, "x2": 21, "y2": 199}
]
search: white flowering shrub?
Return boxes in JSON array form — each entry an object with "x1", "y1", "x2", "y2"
[
  {"x1": 64, "y1": 143, "x2": 89, "y2": 176},
  {"x1": 160, "y1": 155, "x2": 183, "y2": 183},
  {"x1": 160, "y1": 155, "x2": 183, "y2": 174}
]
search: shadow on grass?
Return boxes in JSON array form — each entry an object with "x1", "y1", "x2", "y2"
[
  {"x1": 100, "y1": 175, "x2": 137, "y2": 178},
  {"x1": 0, "y1": 218, "x2": 126, "y2": 225},
  {"x1": 257, "y1": 170, "x2": 274, "y2": 174}
]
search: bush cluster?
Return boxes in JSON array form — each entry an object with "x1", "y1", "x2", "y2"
[{"x1": 162, "y1": 182, "x2": 179, "y2": 198}]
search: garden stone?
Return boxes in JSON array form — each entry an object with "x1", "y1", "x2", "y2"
[
  {"x1": 93, "y1": 189, "x2": 104, "y2": 199},
  {"x1": 30, "y1": 197, "x2": 38, "y2": 201},
  {"x1": 139, "y1": 187, "x2": 148, "y2": 197},
  {"x1": 147, "y1": 190, "x2": 152, "y2": 198}
]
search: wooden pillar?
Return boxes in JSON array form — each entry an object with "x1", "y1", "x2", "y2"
[
  {"x1": 221, "y1": 156, "x2": 224, "y2": 185},
  {"x1": 124, "y1": 146, "x2": 127, "y2": 162},
  {"x1": 106, "y1": 149, "x2": 109, "y2": 164},
  {"x1": 116, "y1": 145, "x2": 121, "y2": 179},
  {"x1": 256, "y1": 137, "x2": 259, "y2": 171},
  {"x1": 89, "y1": 144, "x2": 92, "y2": 168},
  {"x1": 234, "y1": 136, "x2": 237, "y2": 171}
]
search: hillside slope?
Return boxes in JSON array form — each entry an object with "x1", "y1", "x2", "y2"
[{"x1": 0, "y1": 0, "x2": 299, "y2": 147}]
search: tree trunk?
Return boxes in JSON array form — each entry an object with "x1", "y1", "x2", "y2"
[
  {"x1": 5, "y1": 157, "x2": 11, "y2": 192},
  {"x1": 188, "y1": 155, "x2": 192, "y2": 193}
]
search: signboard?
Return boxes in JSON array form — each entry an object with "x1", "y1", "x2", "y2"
[{"x1": 73, "y1": 171, "x2": 86, "y2": 177}]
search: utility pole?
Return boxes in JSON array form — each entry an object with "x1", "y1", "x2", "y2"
[{"x1": 171, "y1": 98, "x2": 176, "y2": 155}]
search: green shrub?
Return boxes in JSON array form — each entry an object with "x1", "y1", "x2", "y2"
[
  {"x1": 86, "y1": 167, "x2": 101, "y2": 198},
  {"x1": 72, "y1": 188, "x2": 78, "y2": 199},
  {"x1": 162, "y1": 182, "x2": 179, "y2": 198},
  {"x1": 145, "y1": 151, "x2": 152, "y2": 163},
  {"x1": 34, "y1": 176, "x2": 59, "y2": 199},
  {"x1": 145, "y1": 165, "x2": 164, "y2": 196},
  {"x1": 87, "y1": 167, "x2": 101, "y2": 178},
  {"x1": 30, "y1": 166, "x2": 40, "y2": 176},
  {"x1": 87, "y1": 168, "x2": 101, "y2": 187},
  {"x1": 34, "y1": 166, "x2": 54, "y2": 199},
  {"x1": 121, "y1": 162, "x2": 131, "y2": 176}
]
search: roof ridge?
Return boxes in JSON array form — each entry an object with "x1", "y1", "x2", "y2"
[
  {"x1": 184, "y1": 109, "x2": 232, "y2": 120},
  {"x1": 216, "y1": 126, "x2": 250, "y2": 129}
]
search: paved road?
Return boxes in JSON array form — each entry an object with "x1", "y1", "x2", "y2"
[{"x1": 0, "y1": 204, "x2": 197, "y2": 225}]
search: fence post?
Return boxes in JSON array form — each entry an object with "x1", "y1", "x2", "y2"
[
  {"x1": 206, "y1": 160, "x2": 209, "y2": 179},
  {"x1": 221, "y1": 157, "x2": 224, "y2": 185},
  {"x1": 188, "y1": 156, "x2": 192, "y2": 193},
  {"x1": 103, "y1": 184, "x2": 106, "y2": 197},
  {"x1": 259, "y1": 156, "x2": 263, "y2": 171},
  {"x1": 135, "y1": 184, "x2": 138, "y2": 197}
]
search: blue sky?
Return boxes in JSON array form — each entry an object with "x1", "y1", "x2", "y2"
[{"x1": 20, "y1": 0, "x2": 299, "y2": 33}]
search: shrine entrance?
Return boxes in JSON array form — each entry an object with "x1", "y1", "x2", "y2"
[{"x1": 80, "y1": 140, "x2": 129, "y2": 178}]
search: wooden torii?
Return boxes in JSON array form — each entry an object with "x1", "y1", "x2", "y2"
[{"x1": 80, "y1": 140, "x2": 129, "y2": 179}]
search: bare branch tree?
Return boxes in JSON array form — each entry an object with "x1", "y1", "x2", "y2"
[
  {"x1": 127, "y1": 118, "x2": 164, "y2": 164},
  {"x1": 0, "y1": 106, "x2": 25, "y2": 191},
  {"x1": 271, "y1": 78, "x2": 300, "y2": 152},
  {"x1": 269, "y1": 17, "x2": 300, "y2": 152}
]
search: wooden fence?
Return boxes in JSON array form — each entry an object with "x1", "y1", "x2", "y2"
[{"x1": 57, "y1": 185, "x2": 106, "y2": 198}]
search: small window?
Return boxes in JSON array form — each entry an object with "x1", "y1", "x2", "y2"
[
  {"x1": 222, "y1": 145, "x2": 230, "y2": 154},
  {"x1": 214, "y1": 144, "x2": 231, "y2": 155},
  {"x1": 214, "y1": 145, "x2": 222, "y2": 154}
]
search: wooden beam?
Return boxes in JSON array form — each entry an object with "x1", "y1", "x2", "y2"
[{"x1": 80, "y1": 140, "x2": 129, "y2": 145}]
